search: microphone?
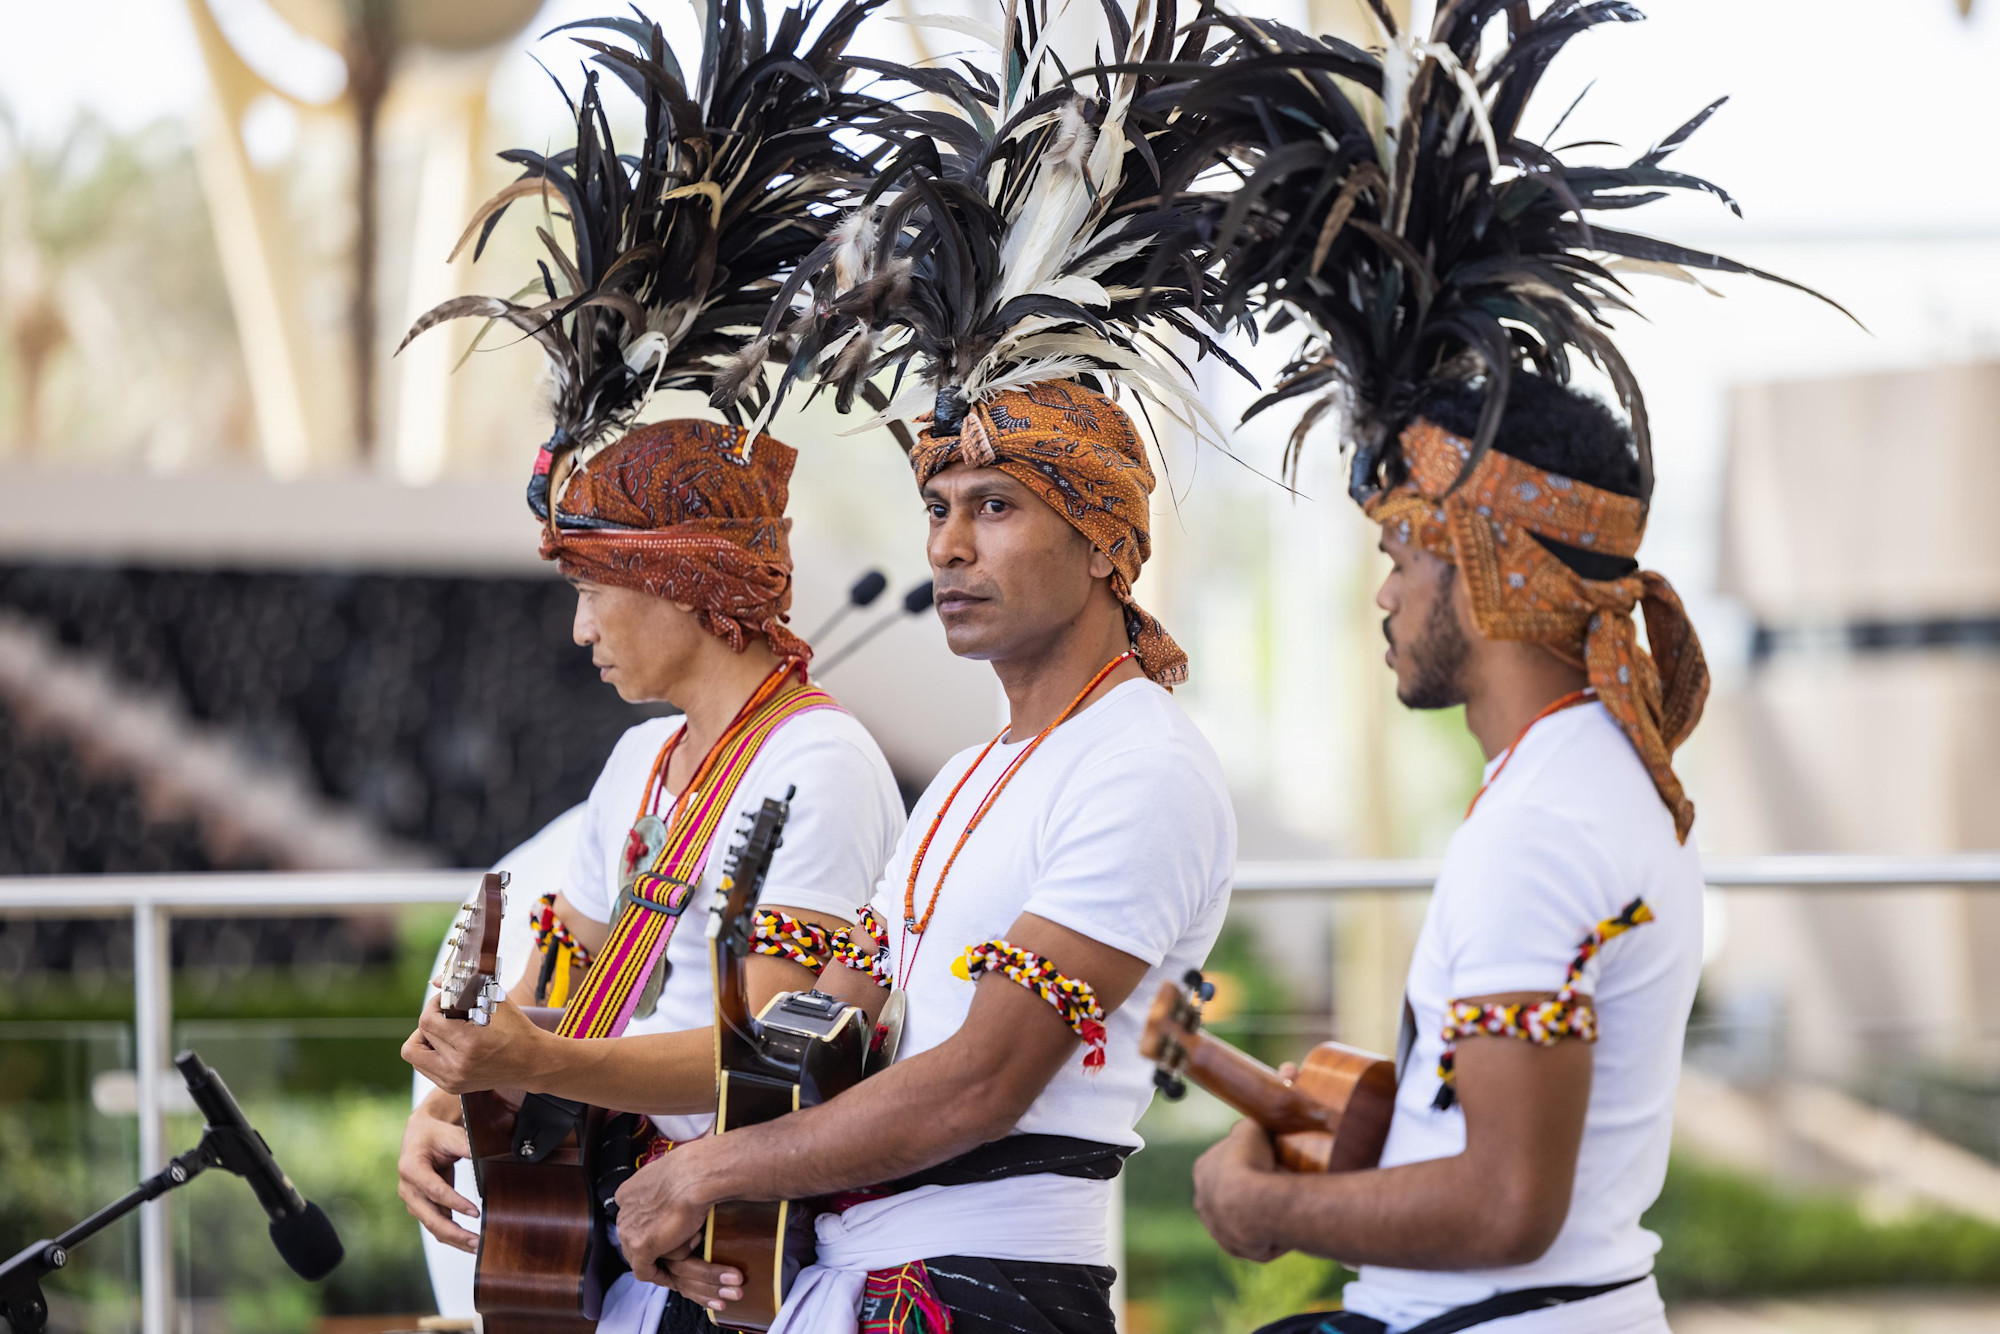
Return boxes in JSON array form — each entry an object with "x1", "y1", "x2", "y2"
[
  {"x1": 174, "y1": 1051, "x2": 345, "y2": 1281},
  {"x1": 807, "y1": 569, "x2": 889, "y2": 644},
  {"x1": 813, "y1": 579, "x2": 935, "y2": 677}
]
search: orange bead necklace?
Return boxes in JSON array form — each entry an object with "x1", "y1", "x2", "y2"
[
  {"x1": 1464, "y1": 688, "x2": 1596, "y2": 819},
  {"x1": 897, "y1": 651, "x2": 1134, "y2": 973}
]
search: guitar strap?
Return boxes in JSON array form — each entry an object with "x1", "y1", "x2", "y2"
[{"x1": 556, "y1": 676, "x2": 838, "y2": 1042}]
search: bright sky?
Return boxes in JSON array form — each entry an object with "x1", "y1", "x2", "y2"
[{"x1": 4, "y1": 0, "x2": 1997, "y2": 233}]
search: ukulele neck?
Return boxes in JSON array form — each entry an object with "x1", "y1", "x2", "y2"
[{"x1": 1179, "y1": 1031, "x2": 1340, "y2": 1138}]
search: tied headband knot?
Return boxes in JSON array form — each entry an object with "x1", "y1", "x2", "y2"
[
  {"x1": 911, "y1": 380, "x2": 1188, "y2": 687},
  {"x1": 1368, "y1": 419, "x2": 1709, "y2": 841}
]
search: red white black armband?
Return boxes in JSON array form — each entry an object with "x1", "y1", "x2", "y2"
[
  {"x1": 1432, "y1": 897, "x2": 1652, "y2": 1111},
  {"x1": 828, "y1": 905, "x2": 892, "y2": 987},
  {"x1": 954, "y1": 939, "x2": 1108, "y2": 1071},
  {"x1": 751, "y1": 909, "x2": 831, "y2": 972}
]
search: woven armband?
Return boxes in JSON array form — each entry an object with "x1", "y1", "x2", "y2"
[
  {"x1": 828, "y1": 905, "x2": 892, "y2": 987},
  {"x1": 529, "y1": 892, "x2": 594, "y2": 1008},
  {"x1": 953, "y1": 939, "x2": 1108, "y2": 1071},
  {"x1": 751, "y1": 909, "x2": 832, "y2": 972},
  {"x1": 1432, "y1": 897, "x2": 1651, "y2": 1111}
]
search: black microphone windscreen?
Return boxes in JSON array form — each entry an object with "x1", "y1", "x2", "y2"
[
  {"x1": 849, "y1": 570, "x2": 888, "y2": 607},
  {"x1": 902, "y1": 580, "x2": 935, "y2": 614},
  {"x1": 270, "y1": 1201, "x2": 344, "y2": 1282}
]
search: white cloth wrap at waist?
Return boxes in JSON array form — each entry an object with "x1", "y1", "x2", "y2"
[{"x1": 769, "y1": 1174, "x2": 1114, "y2": 1334}]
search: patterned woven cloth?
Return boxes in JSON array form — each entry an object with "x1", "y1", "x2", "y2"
[
  {"x1": 541, "y1": 419, "x2": 810, "y2": 663},
  {"x1": 908, "y1": 379, "x2": 1186, "y2": 686},
  {"x1": 1366, "y1": 420, "x2": 1708, "y2": 841}
]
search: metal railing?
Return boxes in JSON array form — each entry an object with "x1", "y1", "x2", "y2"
[{"x1": 4, "y1": 853, "x2": 1999, "y2": 1334}]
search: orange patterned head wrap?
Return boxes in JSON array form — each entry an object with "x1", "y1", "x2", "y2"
[
  {"x1": 908, "y1": 379, "x2": 1187, "y2": 686},
  {"x1": 540, "y1": 419, "x2": 810, "y2": 664},
  {"x1": 1367, "y1": 419, "x2": 1709, "y2": 842}
]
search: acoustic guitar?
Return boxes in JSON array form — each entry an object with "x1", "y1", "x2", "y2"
[
  {"x1": 1140, "y1": 969, "x2": 1397, "y2": 1173},
  {"x1": 704, "y1": 787, "x2": 871, "y2": 1331},
  {"x1": 433, "y1": 872, "x2": 636, "y2": 1334}
]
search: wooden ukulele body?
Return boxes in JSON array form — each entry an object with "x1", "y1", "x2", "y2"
[{"x1": 1140, "y1": 975, "x2": 1397, "y2": 1173}]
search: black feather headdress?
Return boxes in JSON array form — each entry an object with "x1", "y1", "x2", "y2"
[
  {"x1": 1158, "y1": 0, "x2": 1852, "y2": 501},
  {"x1": 396, "y1": 0, "x2": 890, "y2": 519},
  {"x1": 734, "y1": 0, "x2": 1248, "y2": 443}
]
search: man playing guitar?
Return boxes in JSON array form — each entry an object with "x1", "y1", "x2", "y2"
[
  {"x1": 612, "y1": 378, "x2": 1238, "y2": 1332},
  {"x1": 397, "y1": 421, "x2": 904, "y2": 1334}
]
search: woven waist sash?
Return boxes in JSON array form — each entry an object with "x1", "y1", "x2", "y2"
[{"x1": 556, "y1": 682, "x2": 837, "y2": 1040}]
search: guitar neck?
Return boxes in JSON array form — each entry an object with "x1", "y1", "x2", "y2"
[{"x1": 1177, "y1": 1031, "x2": 1342, "y2": 1139}]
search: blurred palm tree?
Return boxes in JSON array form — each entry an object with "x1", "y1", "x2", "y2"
[{"x1": 0, "y1": 105, "x2": 248, "y2": 462}]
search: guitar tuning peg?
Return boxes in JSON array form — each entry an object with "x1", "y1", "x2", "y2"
[
  {"x1": 1153, "y1": 1068, "x2": 1188, "y2": 1101},
  {"x1": 1198, "y1": 979, "x2": 1216, "y2": 1003}
]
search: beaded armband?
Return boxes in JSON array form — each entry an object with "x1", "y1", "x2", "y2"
[
  {"x1": 529, "y1": 892, "x2": 593, "y2": 1007},
  {"x1": 750, "y1": 909, "x2": 832, "y2": 972},
  {"x1": 953, "y1": 939, "x2": 1108, "y2": 1071},
  {"x1": 1432, "y1": 897, "x2": 1652, "y2": 1111},
  {"x1": 828, "y1": 905, "x2": 892, "y2": 987}
]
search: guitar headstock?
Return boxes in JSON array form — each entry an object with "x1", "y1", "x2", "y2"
[
  {"x1": 1139, "y1": 968, "x2": 1215, "y2": 1100},
  {"x1": 436, "y1": 871, "x2": 507, "y2": 1025},
  {"x1": 708, "y1": 786, "x2": 795, "y2": 958}
]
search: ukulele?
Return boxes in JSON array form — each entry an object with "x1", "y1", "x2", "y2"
[
  {"x1": 433, "y1": 872, "x2": 637, "y2": 1334},
  {"x1": 704, "y1": 788, "x2": 871, "y2": 1332},
  {"x1": 1140, "y1": 969, "x2": 1397, "y2": 1173}
]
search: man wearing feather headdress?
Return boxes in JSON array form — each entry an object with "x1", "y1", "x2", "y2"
[
  {"x1": 604, "y1": 4, "x2": 1245, "y2": 1330},
  {"x1": 1171, "y1": 3, "x2": 1851, "y2": 1332},
  {"x1": 390, "y1": 8, "x2": 908, "y2": 1332}
]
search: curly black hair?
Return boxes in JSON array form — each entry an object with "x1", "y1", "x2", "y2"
[{"x1": 1413, "y1": 375, "x2": 1644, "y2": 580}]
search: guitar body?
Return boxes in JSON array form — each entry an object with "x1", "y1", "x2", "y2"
[
  {"x1": 706, "y1": 990, "x2": 870, "y2": 1331},
  {"x1": 464, "y1": 1090, "x2": 615, "y2": 1334},
  {"x1": 1141, "y1": 972, "x2": 1397, "y2": 1173},
  {"x1": 434, "y1": 881, "x2": 630, "y2": 1332},
  {"x1": 698, "y1": 790, "x2": 875, "y2": 1332}
]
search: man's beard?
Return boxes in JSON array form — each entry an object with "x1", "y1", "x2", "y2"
[{"x1": 1396, "y1": 566, "x2": 1471, "y2": 710}]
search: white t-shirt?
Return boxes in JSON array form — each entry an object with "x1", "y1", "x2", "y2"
[
  {"x1": 872, "y1": 677, "x2": 1237, "y2": 1150},
  {"x1": 560, "y1": 707, "x2": 906, "y2": 1141},
  {"x1": 1341, "y1": 702, "x2": 1702, "y2": 1334}
]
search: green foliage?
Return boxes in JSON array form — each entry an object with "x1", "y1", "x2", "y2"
[
  {"x1": 1216, "y1": 1252, "x2": 1350, "y2": 1331},
  {"x1": 1646, "y1": 1157, "x2": 2000, "y2": 1299}
]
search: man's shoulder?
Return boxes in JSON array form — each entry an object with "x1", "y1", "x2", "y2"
[
  {"x1": 1074, "y1": 681, "x2": 1227, "y2": 783},
  {"x1": 756, "y1": 700, "x2": 897, "y2": 782}
]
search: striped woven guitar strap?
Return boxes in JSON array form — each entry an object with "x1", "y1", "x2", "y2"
[{"x1": 556, "y1": 674, "x2": 837, "y2": 1041}]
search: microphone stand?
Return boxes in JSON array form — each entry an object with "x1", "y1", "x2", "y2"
[{"x1": 0, "y1": 1110, "x2": 285, "y2": 1331}]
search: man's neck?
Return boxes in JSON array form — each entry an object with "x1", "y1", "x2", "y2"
[
  {"x1": 991, "y1": 611, "x2": 1144, "y2": 740},
  {"x1": 1461, "y1": 645, "x2": 1591, "y2": 762},
  {"x1": 671, "y1": 640, "x2": 787, "y2": 756}
]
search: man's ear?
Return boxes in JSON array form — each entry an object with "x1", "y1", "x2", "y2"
[{"x1": 1087, "y1": 547, "x2": 1116, "y2": 581}]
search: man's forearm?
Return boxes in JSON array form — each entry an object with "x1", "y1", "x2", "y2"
[
  {"x1": 1251, "y1": 1154, "x2": 1547, "y2": 1270},
  {"x1": 528, "y1": 1027, "x2": 716, "y2": 1116},
  {"x1": 682, "y1": 1044, "x2": 1019, "y2": 1206}
]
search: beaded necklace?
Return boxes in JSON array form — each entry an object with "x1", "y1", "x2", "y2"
[
  {"x1": 1464, "y1": 688, "x2": 1596, "y2": 819},
  {"x1": 896, "y1": 651, "x2": 1133, "y2": 987},
  {"x1": 632, "y1": 660, "x2": 801, "y2": 832}
]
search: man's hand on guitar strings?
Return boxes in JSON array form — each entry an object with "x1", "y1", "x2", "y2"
[
  {"x1": 1193, "y1": 1119, "x2": 1288, "y2": 1263},
  {"x1": 403, "y1": 996, "x2": 549, "y2": 1095},
  {"x1": 614, "y1": 1137, "x2": 716, "y2": 1283},
  {"x1": 654, "y1": 1255, "x2": 744, "y2": 1312},
  {"x1": 397, "y1": 1094, "x2": 480, "y2": 1252}
]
